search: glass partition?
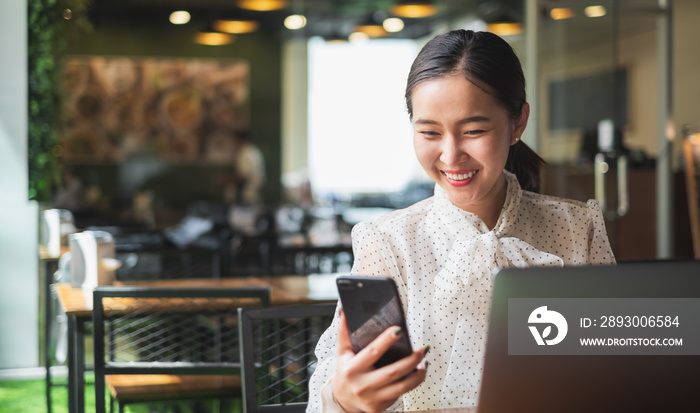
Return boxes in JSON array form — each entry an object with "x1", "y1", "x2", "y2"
[{"x1": 533, "y1": 0, "x2": 675, "y2": 260}]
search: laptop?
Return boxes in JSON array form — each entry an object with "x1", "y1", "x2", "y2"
[{"x1": 477, "y1": 261, "x2": 700, "y2": 413}]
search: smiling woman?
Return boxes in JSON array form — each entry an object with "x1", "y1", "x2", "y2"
[
  {"x1": 306, "y1": 29, "x2": 616, "y2": 413},
  {"x1": 410, "y1": 75, "x2": 525, "y2": 227}
]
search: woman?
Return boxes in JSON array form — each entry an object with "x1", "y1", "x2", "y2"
[{"x1": 307, "y1": 29, "x2": 615, "y2": 412}]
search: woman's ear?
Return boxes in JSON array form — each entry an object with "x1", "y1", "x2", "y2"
[{"x1": 511, "y1": 102, "x2": 530, "y2": 145}]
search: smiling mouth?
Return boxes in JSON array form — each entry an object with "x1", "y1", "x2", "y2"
[{"x1": 443, "y1": 170, "x2": 478, "y2": 181}]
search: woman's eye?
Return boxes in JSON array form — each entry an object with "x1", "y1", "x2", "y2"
[
  {"x1": 464, "y1": 129, "x2": 485, "y2": 136},
  {"x1": 420, "y1": 130, "x2": 440, "y2": 137}
]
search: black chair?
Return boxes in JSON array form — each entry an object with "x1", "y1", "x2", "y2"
[
  {"x1": 93, "y1": 286, "x2": 271, "y2": 413},
  {"x1": 238, "y1": 303, "x2": 337, "y2": 413}
]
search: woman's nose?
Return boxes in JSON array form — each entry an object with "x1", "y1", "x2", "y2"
[{"x1": 439, "y1": 135, "x2": 465, "y2": 165}]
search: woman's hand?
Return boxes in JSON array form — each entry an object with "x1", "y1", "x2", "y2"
[{"x1": 331, "y1": 311, "x2": 428, "y2": 413}]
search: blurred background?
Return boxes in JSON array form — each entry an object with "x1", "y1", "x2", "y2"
[{"x1": 2, "y1": 0, "x2": 700, "y2": 375}]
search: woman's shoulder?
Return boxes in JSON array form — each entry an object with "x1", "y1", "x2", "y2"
[{"x1": 520, "y1": 190, "x2": 602, "y2": 218}]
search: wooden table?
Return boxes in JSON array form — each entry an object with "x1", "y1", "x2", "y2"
[{"x1": 54, "y1": 274, "x2": 340, "y2": 413}]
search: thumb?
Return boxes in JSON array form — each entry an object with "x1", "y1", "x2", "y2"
[{"x1": 336, "y1": 310, "x2": 355, "y2": 357}]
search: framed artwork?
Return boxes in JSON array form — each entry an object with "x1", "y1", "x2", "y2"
[{"x1": 59, "y1": 56, "x2": 250, "y2": 163}]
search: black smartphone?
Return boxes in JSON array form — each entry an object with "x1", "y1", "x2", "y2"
[{"x1": 336, "y1": 275, "x2": 413, "y2": 368}]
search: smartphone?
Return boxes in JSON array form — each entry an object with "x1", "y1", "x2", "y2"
[{"x1": 336, "y1": 275, "x2": 413, "y2": 368}]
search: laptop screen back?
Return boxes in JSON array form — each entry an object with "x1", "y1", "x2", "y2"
[{"x1": 478, "y1": 261, "x2": 700, "y2": 413}]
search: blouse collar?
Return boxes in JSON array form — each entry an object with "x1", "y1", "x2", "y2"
[{"x1": 432, "y1": 170, "x2": 522, "y2": 238}]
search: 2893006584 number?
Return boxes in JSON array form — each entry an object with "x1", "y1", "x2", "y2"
[{"x1": 600, "y1": 315, "x2": 680, "y2": 328}]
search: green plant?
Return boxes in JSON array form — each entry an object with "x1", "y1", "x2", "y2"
[
  {"x1": 27, "y1": 0, "x2": 89, "y2": 201},
  {"x1": 0, "y1": 376, "x2": 238, "y2": 412},
  {"x1": 0, "y1": 376, "x2": 83, "y2": 413}
]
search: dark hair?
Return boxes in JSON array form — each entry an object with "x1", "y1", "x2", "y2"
[{"x1": 405, "y1": 29, "x2": 545, "y2": 193}]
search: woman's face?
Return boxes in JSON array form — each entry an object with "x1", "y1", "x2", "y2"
[{"x1": 412, "y1": 74, "x2": 528, "y2": 218}]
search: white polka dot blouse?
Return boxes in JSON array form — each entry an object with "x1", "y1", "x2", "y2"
[{"x1": 307, "y1": 170, "x2": 616, "y2": 412}]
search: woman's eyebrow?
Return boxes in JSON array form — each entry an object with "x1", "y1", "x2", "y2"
[
  {"x1": 458, "y1": 115, "x2": 490, "y2": 124},
  {"x1": 414, "y1": 116, "x2": 490, "y2": 125}
]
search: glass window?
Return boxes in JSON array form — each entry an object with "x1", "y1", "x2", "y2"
[{"x1": 307, "y1": 38, "x2": 427, "y2": 199}]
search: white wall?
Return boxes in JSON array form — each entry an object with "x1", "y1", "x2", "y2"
[
  {"x1": 0, "y1": 0, "x2": 40, "y2": 369},
  {"x1": 281, "y1": 38, "x2": 310, "y2": 201}
]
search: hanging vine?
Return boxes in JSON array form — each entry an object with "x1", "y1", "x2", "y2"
[{"x1": 27, "y1": 0, "x2": 90, "y2": 201}]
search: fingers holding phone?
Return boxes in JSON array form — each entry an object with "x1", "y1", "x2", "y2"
[
  {"x1": 333, "y1": 312, "x2": 428, "y2": 413},
  {"x1": 339, "y1": 312, "x2": 427, "y2": 378},
  {"x1": 332, "y1": 276, "x2": 429, "y2": 412},
  {"x1": 336, "y1": 276, "x2": 414, "y2": 366},
  {"x1": 359, "y1": 327, "x2": 429, "y2": 387}
]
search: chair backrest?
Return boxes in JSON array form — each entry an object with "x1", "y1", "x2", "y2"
[
  {"x1": 238, "y1": 302, "x2": 337, "y2": 413},
  {"x1": 93, "y1": 286, "x2": 271, "y2": 413}
]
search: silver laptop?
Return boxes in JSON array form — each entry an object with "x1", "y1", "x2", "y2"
[{"x1": 478, "y1": 261, "x2": 700, "y2": 413}]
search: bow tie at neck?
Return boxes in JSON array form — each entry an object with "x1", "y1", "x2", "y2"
[{"x1": 431, "y1": 171, "x2": 564, "y2": 302}]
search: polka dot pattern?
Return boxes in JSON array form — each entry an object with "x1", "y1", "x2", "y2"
[{"x1": 308, "y1": 170, "x2": 616, "y2": 412}]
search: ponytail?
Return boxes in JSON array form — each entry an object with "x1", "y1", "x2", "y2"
[{"x1": 506, "y1": 140, "x2": 546, "y2": 193}]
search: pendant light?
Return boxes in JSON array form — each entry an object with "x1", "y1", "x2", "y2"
[
  {"x1": 212, "y1": 19, "x2": 260, "y2": 34},
  {"x1": 390, "y1": 1, "x2": 438, "y2": 18},
  {"x1": 193, "y1": 31, "x2": 235, "y2": 45},
  {"x1": 354, "y1": 14, "x2": 388, "y2": 38},
  {"x1": 236, "y1": 0, "x2": 288, "y2": 12}
]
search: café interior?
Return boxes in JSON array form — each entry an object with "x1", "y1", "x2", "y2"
[{"x1": 2, "y1": 0, "x2": 700, "y2": 411}]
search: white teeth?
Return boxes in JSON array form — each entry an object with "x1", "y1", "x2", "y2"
[{"x1": 445, "y1": 170, "x2": 477, "y2": 181}]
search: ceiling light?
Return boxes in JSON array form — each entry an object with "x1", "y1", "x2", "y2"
[
  {"x1": 194, "y1": 32, "x2": 235, "y2": 46},
  {"x1": 237, "y1": 0, "x2": 287, "y2": 11},
  {"x1": 355, "y1": 16, "x2": 388, "y2": 38},
  {"x1": 487, "y1": 22, "x2": 524, "y2": 36},
  {"x1": 550, "y1": 8, "x2": 575, "y2": 20},
  {"x1": 355, "y1": 24, "x2": 388, "y2": 38},
  {"x1": 584, "y1": 5, "x2": 607, "y2": 18},
  {"x1": 284, "y1": 14, "x2": 307, "y2": 30},
  {"x1": 169, "y1": 10, "x2": 191, "y2": 25},
  {"x1": 349, "y1": 32, "x2": 370, "y2": 42},
  {"x1": 390, "y1": 1, "x2": 438, "y2": 18},
  {"x1": 212, "y1": 19, "x2": 260, "y2": 33},
  {"x1": 382, "y1": 17, "x2": 404, "y2": 33}
]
